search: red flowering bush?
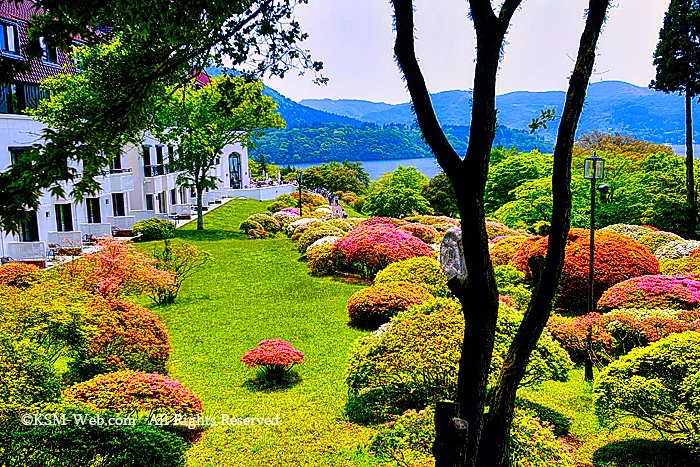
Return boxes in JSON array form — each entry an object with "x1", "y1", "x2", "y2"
[
  {"x1": 398, "y1": 223, "x2": 441, "y2": 244},
  {"x1": 597, "y1": 274, "x2": 700, "y2": 311},
  {"x1": 333, "y1": 224, "x2": 432, "y2": 278},
  {"x1": 0, "y1": 262, "x2": 39, "y2": 287},
  {"x1": 241, "y1": 339, "x2": 304, "y2": 385},
  {"x1": 64, "y1": 370, "x2": 203, "y2": 419},
  {"x1": 512, "y1": 229, "x2": 660, "y2": 314},
  {"x1": 347, "y1": 282, "x2": 433, "y2": 329},
  {"x1": 490, "y1": 236, "x2": 531, "y2": 267},
  {"x1": 69, "y1": 297, "x2": 172, "y2": 381},
  {"x1": 59, "y1": 238, "x2": 174, "y2": 298},
  {"x1": 547, "y1": 308, "x2": 700, "y2": 364}
]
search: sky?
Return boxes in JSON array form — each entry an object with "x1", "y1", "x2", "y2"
[{"x1": 266, "y1": 0, "x2": 670, "y2": 104}]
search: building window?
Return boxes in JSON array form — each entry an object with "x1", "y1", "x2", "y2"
[
  {"x1": 145, "y1": 194, "x2": 154, "y2": 211},
  {"x1": 229, "y1": 152, "x2": 241, "y2": 189},
  {"x1": 54, "y1": 204, "x2": 74, "y2": 232},
  {"x1": 86, "y1": 198, "x2": 101, "y2": 223},
  {"x1": 110, "y1": 155, "x2": 122, "y2": 172},
  {"x1": 38, "y1": 37, "x2": 58, "y2": 64},
  {"x1": 157, "y1": 191, "x2": 166, "y2": 214},
  {"x1": 1, "y1": 83, "x2": 50, "y2": 114},
  {"x1": 20, "y1": 211, "x2": 39, "y2": 242},
  {"x1": 9, "y1": 146, "x2": 31, "y2": 165},
  {"x1": 111, "y1": 193, "x2": 126, "y2": 217},
  {"x1": 170, "y1": 188, "x2": 176, "y2": 205},
  {"x1": 179, "y1": 187, "x2": 187, "y2": 204},
  {"x1": 0, "y1": 21, "x2": 19, "y2": 56}
]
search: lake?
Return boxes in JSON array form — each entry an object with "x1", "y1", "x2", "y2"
[{"x1": 294, "y1": 158, "x2": 443, "y2": 180}]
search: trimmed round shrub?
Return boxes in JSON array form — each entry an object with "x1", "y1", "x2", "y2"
[
  {"x1": 490, "y1": 235, "x2": 530, "y2": 267},
  {"x1": 306, "y1": 235, "x2": 342, "y2": 253},
  {"x1": 286, "y1": 217, "x2": 318, "y2": 236},
  {"x1": 324, "y1": 218, "x2": 353, "y2": 232},
  {"x1": 132, "y1": 218, "x2": 176, "y2": 241},
  {"x1": 398, "y1": 223, "x2": 441, "y2": 244},
  {"x1": 271, "y1": 211, "x2": 298, "y2": 227},
  {"x1": 267, "y1": 200, "x2": 290, "y2": 213},
  {"x1": 512, "y1": 228, "x2": 660, "y2": 314},
  {"x1": 69, "y1": 298, "x2": 172, "y2": 381},
  {"x1": 64, "y1": 370, "x2": 203, "y2": 417},
  {"x1": 600, "y1": 223, "x2": 655, "y2": 241},
  {"x1": 660, "y1": 256, "x2": 700, "y2": 276},
  {"x1": 307, "y1": 242, "x2": 345, "y2": 276},
  {"x1": 637, "y1": 231, "x2": 683, "y2": 253},
  {"x1": 240, "y1": 338, "x2": 304, "y2": 385},
  {"x1": 594, "y1": 332, "x2": 700, "y2": 446},
  {"x1": 597, "y1": 274, "x2": 700, "y2": 311},
  {"x1": 416, "y1": 215, "x2": 459, "y2": 227},
  {"x1": 345, "y1": 298, "x2": 571, "y2": 421},
  {"x1": 279, "y1": 207, "x2": 300, "y2": 216},
  {"x1": 239, "y1": 219, "x2": 263, "y2": 232},
  {"x1": 296, "y1": 225, "x2": 344, "y2": 253},
  {"x1": 333, "y1": 223, "x2": 432, "y2": 278},
  {"x1": 290, "y1": 220, "x2": 324, "y2": 240},
  {"x1": 314, "y1": 206, "x2": 332, "y2": 215},
  {"x1": 246, "y1": 213, "x2": 281, "y2": 233},
  {"x1": 486, "y1": 221, "x2": 522, "y2": 240},
  {"x1": 0, "y1": 263, "x2": 39, "y2": 287},
  {"x1": 347, "y1": 282, "x2": 433, "y2": 329},
  {"x1": 494, "y1": 264, "x2": 532, "y2": 310},
  {"x1": 374, "y1": 256, "x2": 449, "y2": 297},
  {"x1": 0, "y1": 338, "x2": 61, "y2": 410},
  {"x1": 655, "y1": 239, "x2": 700, "y2": 260}
]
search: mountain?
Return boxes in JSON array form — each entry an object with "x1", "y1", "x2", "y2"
[{"x1": 300, "y1": 81, "x2": 698, "y2": 144}]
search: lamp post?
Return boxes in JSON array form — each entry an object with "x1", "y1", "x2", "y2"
[
  {"x1": 296, "y1": 171, "x2": 303, "y2": 213},
  {"x1": 583, "y1": 153, "x2": 605, "y2": 382}
]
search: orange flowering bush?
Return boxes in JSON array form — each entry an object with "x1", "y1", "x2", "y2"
[
  {"x1": 241, "y1": 339, "x2": 304, "y2": 385},
  {"x1": 69, "y1": 297, "x2": 172, "y2": 381},
  {"x1": 490, "y1": 235, "x2": 531, "y2": 267},
  {"x1": 0, "y1": 262, "x2": 39, "y2": 287},
  {"x1": 347, "y1": 282, "x2": 433, "y2": 329},
  {"x1": 512, "y1": 229, "x2": 660, "y2": 314},
  {"x1": 64, "y1": 370, "x2": 203, "y2": 419}
]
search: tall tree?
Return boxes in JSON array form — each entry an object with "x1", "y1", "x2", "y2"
[
  {"x1": 154, "y1": 75, "x2": 284, "y2": 230},
  {"x1": 651, "y1": 0, "x2": 700, "y2": 238},
  {"x1": 389, "y1": 0, "x2": 612, "y2": 465},
  {"x1": 0, "y1": 0, "x2": 321, "y2": 232}
]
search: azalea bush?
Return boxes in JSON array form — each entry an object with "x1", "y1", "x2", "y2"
[
  {"x1": 655, "y1": 239, "x2": 700, "y2": 260},
  {"x1": 597, "y1": 274, "x2": 700, "y2": 311},
  {"x1": 333, "y1": 223, "x2": 432, "y2": 278},
  {"x1": 660, "y1": 256, "x2": 700, "y2": 276},
  {"x1": 240, "y1": 339, "x2": 304, "y2": 386},
  {"x1": 279, "y1": 207, "x2": 301, "y2": 216},
  {"x1": 306, "y1": 243, "x2": 344, "y2": 276},
  {"x1": 64, "y1": 370, "x2": 204, "y2": 420},
  {"x1": 245, "y1": 213, "x2": 281, "y2": 233},
  {"x1": 600, "y1": 223, "x2": 655, "y2": 241},
  {"x1": 345, "y1": 298, "x2": 571, "y2": 421},
  {"x1": 489, "y1": 235, "x2": 531, "y2": 267},
  {"x1": 132, "y1": 218, "x2": 175, "y2": 241},
  {"x1": 147, "y1": 240, "x2": 212, "y2": 304},
  {"x1": 271, "y1": 211, "x2": 298, "y2": 227},
  {"x1": 347, "y1": 282, "x2": 433, "y2": 329},
  {"x1": 374, "y1": 256, "x2": 449, "y2": 298},
  {"x1": 485, "y1": 221, "x2": 523, "y2": 240},
  {"x1": 512, "y1": 229, "x2": 659, "y2": 314},
  {"x1": 494, "y1": 265, "x2": 532, "y2": 309},
  {"x1": 325, "y1": 218, "x2": 353, "y2": 232},
  {"x1": 69, "y1": 298, "x2": 172, "y2": 381},
  {"x1": 296, "y1": 225, "x2": 345, "y2": 254},
  {"x1": 289, "y1": 219, "x2": 324, "y2": 240},
  {"x1": 0, "y1": 262, "x2": 39, "y2": 287},
  {"x1": 239, "y1": 219, "x2": 263, "y2": 232},
  {"x1": 547, "y1": 308, "x2": 700, "y2": 364},
  {"x1": 637, "y1": 231, "x2": 683, "y2": 253},
  {"x1": 398, "y1": 223, "x2": 441, "y2": 244},
  {"x1": 267, "y1": 200, "x2": 290, "y2": 213}
]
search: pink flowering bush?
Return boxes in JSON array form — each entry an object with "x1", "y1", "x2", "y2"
[
  {"x1": 333, "y1": 224, "x2": 432, "y2": 278},
  {"x1": 597, "y1": 274, "x2": 700, "y2": 311},
  {"x1": 64, "y1": 370, "x2": 203, "y2": 419},
  {"x1": 241, "y1": 339, "x2": 304, "y2": 385},
  {"x1": 279, "y1": 207, "x2": 300, "y2": 216}
]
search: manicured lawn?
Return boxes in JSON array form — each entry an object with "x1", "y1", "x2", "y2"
[{"x1": 145, "y1": 200, "x2": 376, "y2": 466}]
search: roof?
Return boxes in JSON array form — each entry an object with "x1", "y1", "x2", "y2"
[{"x1": 0, "y1": 0, "x2": 78, "y2": 85}]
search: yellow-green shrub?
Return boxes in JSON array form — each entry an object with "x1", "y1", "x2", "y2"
[{"x1": 374, "y1": 256, "x2": 449, "y2": 297}]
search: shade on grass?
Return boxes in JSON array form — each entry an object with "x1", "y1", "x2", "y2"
[{"x1": 146, "y1": 200, "x2": 376, "y2": 466}]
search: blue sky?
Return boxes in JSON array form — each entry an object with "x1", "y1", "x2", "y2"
[{"x1": 267, "y1": 0, "x2": 669, "y2": 104}]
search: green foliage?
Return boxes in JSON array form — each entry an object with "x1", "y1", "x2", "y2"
[
  {"x1": 306, "y1": 243, "x2": 344, "y2": 277},
  {"x1": 147, "y1": 240, "x2": 212, "y2": 305},
  {"x1": 132, "y1": 218, "x2": 176, "y2": 241},
  {"x1": 239, "y1": 219, "x2": 263, "y2": 233},
  {"x1": 301, "y1": 161, "x2": 370, "y2": 194},
  {"x1": 267, "y1": 200, "x2": 290, "y2": 213},
  {"x1": 363, "y1": 166, "x2": 431, "y2": 218},
  {"x1": 594, "y1": 332, "x2": 700, "y2": 446},
  {"x1": 246, "y1": 213, "x2": 281, "y2": 233},
  {"x1": 373, "y1": 256, "x2": 450, "y2": 297},
  {"x1": 592, "y1": 439, "x2": 700, "y2": 467},
  {"x1": 485, "y1": 150, "x2": 552, "y2": 214},
  {"x1": 494, "y1": 264, "x2": 532, "y2": 309},
  {"x1": 420, "y1": 172, "x2": 459, "y2": 217}
]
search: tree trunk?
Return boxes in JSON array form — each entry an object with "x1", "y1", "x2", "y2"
[
  {"x1": 196, "y1": 187, "x2": 204, "y2": 230},
  {"x1": 686, "y1": 90, "x2": 696, "y2": 238}
]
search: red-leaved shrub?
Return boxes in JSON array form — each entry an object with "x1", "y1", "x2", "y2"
[
  {"x1": 333, "y1": 224, "x2": 432, "y2": 278},
  {"x1": 64, "y1": 370, "x2": 203, "y2": 417},
  {"x1": 597, "y1": 274, "x2": 700, "y2": 311},
  {"x1": 512, "y1": 229, "x2": 660, "y2": 313},
  {"x1": 398, "y1": 223, "x2": 441, "y2": 244},
  {"x1": 0, "y1": 262, "x2": 39, "y2": 287},
  {"x1": 241, "y1": 339, "x2": 304, "y2": 384},
  {"x1": 347, "y1": 282, "x2": 433, "y2": 329}
]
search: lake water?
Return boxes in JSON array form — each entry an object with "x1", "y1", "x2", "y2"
[{"x1": 294, "y1": 158, "x2": 443, "y2": 180}]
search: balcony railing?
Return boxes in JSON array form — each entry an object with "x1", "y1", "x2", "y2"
[
  {"x1": 107, "y1": 216, "x2": 136, "y2": 230},
  {"x1": 144, "y1": 164, "x2": 166, "y2": 177},
  {"x1": 108, "y1": 169, "x2": 135, "y2": 191},
  {"x1": 7, "y1": 241, "x2": 46, "y2": 261},
  {"x1": 47, "y1": 231, "x2": 83, "y2": 248},
  {"x1": 80, "y1": 223, "x2": 112, "y2": 239}
]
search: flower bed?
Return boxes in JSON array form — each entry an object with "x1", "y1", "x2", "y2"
[
  {"x1": 0, "y1": 262, "x2": 39, "y2": 287},
  {"x1": 600, "y1": 223, "x2": 655, "y2": 241},
  {"x1": 490, "y1": 235, "x2": 530, "y2": 267}
]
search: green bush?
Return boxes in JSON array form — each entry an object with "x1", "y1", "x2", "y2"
[
  {"x1": 594, "y1": 332, "x2": 700, "y2": 446},
  {"x1": 0, "y1": 338, "x2": 61, "y2": 411},
  {"x1": 296, "y1": 225, "x2": 344, "y2": 254},
  {"x1": 267, "y1": 200, "x2": 290, "y2": 213},
  {"x1": 324, "y1": 218, "x2": 353, "y2": 232},
  {"x1": 247, "y1": 213, "x2": 281, "y2": 233},
  {"x1": 637, "y1": 231, "x2": 682, "y2": 253},
  {"x1": 306, "y1": 243, "x2": 344, "y2": 276},
  {"x1": 592, "y1": 439, "x2": 699, "y2": 467},
  {"x1": 345, "y1": 298, "x2": 571, "y2": 421},
  {"x1": 346, "y1": 282, "x2": 433, "y2": 329},
  {"x1": 494, "y1": 265, "x2": 532, "y2": 309},
  {"x1": 351, "y1": 195, "x2": 366, "y2": 213},
  {"x1": 374, "y1": 256, "x2": 450, "y2": 297},
  {"x1": 132, "y1": 218, "x2": 176, "y2": 241},
  {"x1": 239, "y1": 219, "x2": 264, "y2": 233}
]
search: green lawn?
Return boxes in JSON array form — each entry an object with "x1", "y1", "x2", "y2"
[{"x1": 147, "y1": 200, "x2": 376, "y2": 466}]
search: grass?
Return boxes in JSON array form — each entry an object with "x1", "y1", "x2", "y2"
[{"x1": 145, "y1": 199, "x2": 377, "y2": 466}]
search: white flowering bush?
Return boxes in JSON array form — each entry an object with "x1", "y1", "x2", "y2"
[
  {"x1": 286, "y1": 218, "x2": 319, "y2": 236},
  {"x1": 655, "y1": 240, "x2": 700, "y2": 260},
  {"x1": 272, "y1": 211, "x2": 299, "y2": 227},
  {"x1": 306, "y1": 236, "x2": 342, "y2": 254},
  {"x1": 600, "y1": 224, "x2": 655, "y2": 241}
]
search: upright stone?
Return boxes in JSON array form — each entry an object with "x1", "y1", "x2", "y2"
[{"x1": 440, "y1": 227, "x2": 467, "y2": 283}]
